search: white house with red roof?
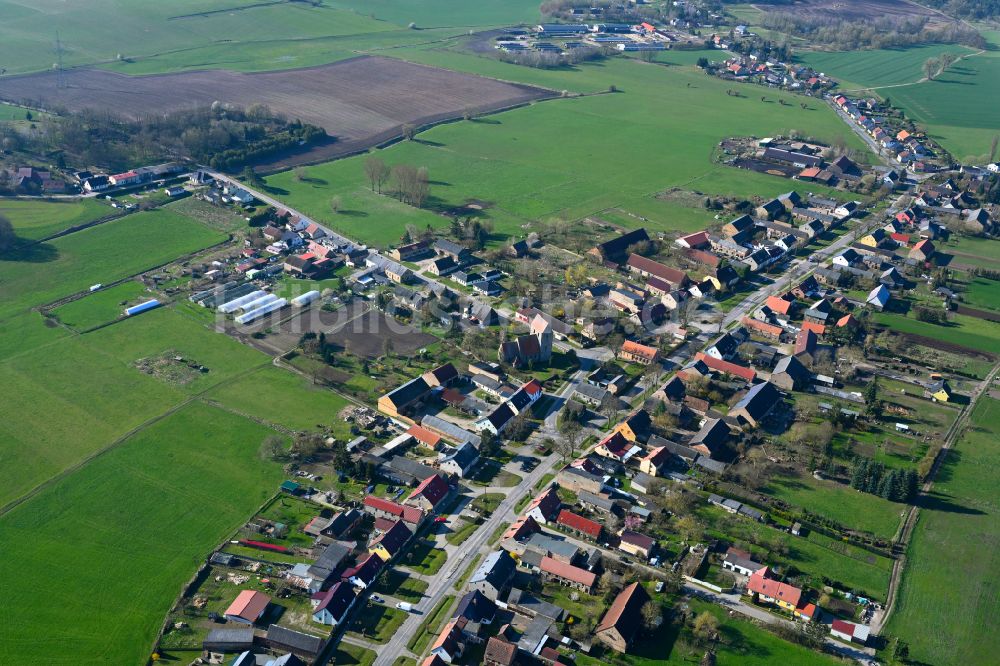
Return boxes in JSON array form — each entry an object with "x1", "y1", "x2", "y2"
[
  {"x1": 525, "y1": 485, "x2": 562, "y2": 524},
  {"x1": 362, "y1": 496, "x2": 426, "y2": 528},
  {"x1": 405, "y1": 474, "x2": 451, "y2": 512},
  {"x1": 595, "y1": 431, "x2": 643, "y2": 464}
]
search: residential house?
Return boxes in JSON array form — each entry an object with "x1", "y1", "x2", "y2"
[
  {"x1": 909, "y1": 239, "x2": 935, "y2": 262},
  {"x1": 831, "y1": 620, "x2": 871, "y2": 646},
  {"x1": 390, "y1": 240, "x2": 432, "y2": 262},
  {"x1": 308, "y1": 542, "x2": 352, "y2": 588},
  {"x1": 470, "y1": 550, "x2": 517, "y2": 601},
  {"x1": 756, "y1": 199, "x2": 785, "y2": 221},
  {"x1": 311, "y1": 582, "x2": 356, "y2": 626},
  {"x1": 405, "y1": 473, "x2": 451, "y2": 512},
  {"x1": 723, "y1": 214, "x2": 757, "y2": 240},
  {"x1": 588, "y1": 228, "x2": 650, "y2": 264},
  {"x1": 770, "y1": 355, "x2": 810, "y2": 391},
  {"x1": 595, "y1": 582, "x2": 651, "y2": 653},
  {"x1": 475, "y1": 402, "x2": 517, "y2": 436},
  {"x1": 484, "y1": 636, "x2": 519, "y2": 666},
  {"x1": 382, "y1": 455, "x2": 438, "y2": 486},
  {"x1": 689, "y1": 418, "x2": 730, "y2": 458},
  {"x1": 430, "y1": 618, "x2": 467, "y2": 663},
  {"x1": 341, "y1": 552, "x2": 384, "y2": 589},
  {"x1": 439, "y1": 441, "x2": 480, "y2": 478},
  {"x1": 618, "y1": 531, "x2": 656, "y2": 559},
  {"x1": 730, "y1": 381, "x2": 781, "y2": 427},
  {"x1": 618, "y1": 339, "x2": 660, "y2": 366},
  {"x1": 626, "y1": 254, "x2": 691, "y2": 289},
  {"x1": 369, "y1": 520, "x2": 412, "y2": 561},
  {"x1": 377, "y1": 375, "x2": 433, "y2": 419},
  {"x1": 525, "y1": 486, "x2": 562, "y2": 525},
  {"x1": 927, "y1": 379, "x2": 952, "y2": 403},
  {"x1": 595, "y1": 431, "x2": 643, "y2": 464},
  {"x1": 539, "y1": 556, "x2": 597, "y2": 592},
  {"x1": 746, "y1": 568, "x2": 802, "y2": 613},
  {"x1": 224, "y1": 590, "x2": 270, "y2": 625},
  {"x1": 866, "y1": 285, "x2": 890, "y2": 310},
  {"x1": 704, "y1": 331, "x2": 743, "y2": 361},
  {"x1": 675, "y1": 231, "x2": 710, "y2": 249},
  {"x1": 722, "y1": 547, "x2": 765, "y2": 576},
  {"x1": 793, "y1": 329, "x2": 818, "y2": 362},
  {"x1": 613, "y1": 409, "x2": 652, "y2": 443},
  {"x1": 556, "y1": 465, "x2": 604, "y2": 495}
]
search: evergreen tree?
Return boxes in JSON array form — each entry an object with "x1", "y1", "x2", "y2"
[
  {"x1": 850, "y1": 458, "x2": 868, "y2": 490},
  {"x1": 903, "y1": 469, "x2": 920, "y2": 502}
]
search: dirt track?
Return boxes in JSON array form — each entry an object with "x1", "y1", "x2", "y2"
[
  {"x1": 0, "y1": 55, "x2": 554, "y2": 170},
  {"x1": 753, "y1": 0, "x2": 950, "y2": 24}
]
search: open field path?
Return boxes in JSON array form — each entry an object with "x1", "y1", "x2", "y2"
[{"x1": 874, "y1": 359, "x2": 1000, "y2": 633}]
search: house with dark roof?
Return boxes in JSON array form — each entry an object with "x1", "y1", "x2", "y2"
[
  {"x1": 618, "y1": 530, "x2": 656, "y2": 559},
  {"x1": 308, "y1": 542, "x2": 352, "y2": 585},
  {"x1": 756, "y1": 198, "x2": 785, "y2": 221},
  {"x1": 626, "y1": 254, "x2": 691, "y2": 289},
  {"x1": 422, "y1": 362, "x2": 459, "y2": 388},
  {"x1": 722, "y1": 547, "x2": 765, "y2": 576},
  {"x1": 731, "y1": 382, "x2": 781, "y2": 427},
  {"x1": 525, "y1": 486, "x2": 562, "y2": 525},
  {"x1": 382, "y1": 455, "x2": 438, "y2": 486},
  {"x1": 595, "y1": 582, "x2": 651, "y2": 653},
  {"x1": 555, "y1": 465, "x2": 604, "y2": 495},
  {"x1": 378, "y1": 375, "x2": 433, "y2": 419},
  {"x1": 341, "y1": 552, "x2": 384, "y2": 589},
  {"x1": 770, "y1": 355, "x2": 810, "y2": 391},
  {"x1": 311, "y1": 581, "x2": 356, "y2": 626},
  {"x1": 439, "y1": 441, "x2": 480, "y2": 478},
  {"x1": 265, "y1": 625, "x2": 325, "y2": 660},
  {"x1": 204, "y1": 627, "x2": 255, "y2": 653},
  {"x1": 506, "y1": 588, "x2": 565, "y2": 621},
  {"x1": 588, "y1": 228, "x2": 650, "y2": 264},
  {"x1": 484, "y1": 635, "x2": 519, "y2": 666},
  {"x1": 369, "y1": 520, "x2": 412, "y2": 561},
  {"x1": 406, "y1": 473, "x2": 451, "y2": 512},
  {"x1": 475, "y1": 402, "x2": 517, "y2": 436},
  {"x1": 689, "y1": 418, "x2": 730, "y2": 458},
  {"x1": 705, "y1": 331, "x2": 744, "y2": 361},
  {"x1": 470, "y1": 550, "x2": 517, "y2": 601}
]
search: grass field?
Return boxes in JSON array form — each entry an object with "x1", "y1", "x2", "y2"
[
  {"x1": 205, "y1": 364, "x2": 355, "y2": 436},
  {"x1": 0, "y1": 0, "x2": 540, "y2": 76},
  {"x1": 887, "y1": 397, "x2": 1000, "y2": 665},
  {"x1": 0, "y1": 402, "x2": 284, "y2": 665},
  {"x1": 263, "y1": 54, "x2": 864, "y2": 248},
  {"x1": 798, "y1": 41, "x2": 1000, "y2": 160},
  {"x1": 0, "y1": 197, "x2": 110, "y2": 241},
  {"x1": 960, "y1": 276, "x2": 1000, "y2": 312},
  {"x1": 0, "y1": 306, "x2": 270, "y2": 509},
  {"x1": 330, "y1": 642, "x2": 377, "y2": 666},
  {"x1": 0, "y1": 206, "x2": 225, "y2": 321},
  {"x1": 765, "y1": 474, "x2": 905, "y2": 539},
  {"x1": 799, "y1": 44, "x2": 976, "y2": 90},
  {"x1": 51, "y1": 280, "x2": 151, "y2": 330},
  {"x1": 874, "y1": 309, "x2": 1000, "y2": 355}
]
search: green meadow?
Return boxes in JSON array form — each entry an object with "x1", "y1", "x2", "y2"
[
  {"x1": 887, "y1": 398, "x2": 1000, "y2": 666},
  {"x1": 765, "y1": 474, "x2": 905, "y2": 539},
  {"x1": 0, "y1": 402, "x2": 284, "y2": 665},
  {"x1": 799, "y1": 41, "x2": 1000, "y2": 160},
  {"x1": 265, "y1": 54, "x2": 864, "y2": 248},
  {"x1": 0, "y1": 206, "x2": 225, "y2": 321},
  {"x1": 873, "y1": 309, "x2": 1000, "y2": 355},
  {"x1": 0, "y1": 196, "x2": 110, "y2": 241},
  {"x1": 0, "y1": 306, "x2": 270, "y2": 509},
  {"x1": 0, "y1": 0, "x2": 540, "y2": 76},
  {"x1": 51, "y1": 280, "x2": 152, "y2": 330}
]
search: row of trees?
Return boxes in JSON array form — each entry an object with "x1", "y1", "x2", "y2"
[
  {"x1": 496, "y1": 45, "x2": 604, "y2": 70},
  {"x1": 850, "y1": 458, "x2": 920, "y2": 503},
  {"x1": 362, "y1": 156, "x2": 430, "y2": 207},
  {"x1": 922, "y1": 52, "x2": 961, "y2": 80},
  {"x1": 760, "y1": 11, "x2": 985, "y2": 50}
]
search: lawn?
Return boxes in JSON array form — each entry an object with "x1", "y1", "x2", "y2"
[
  {"x1": 799, "y1": 44, "x2": 976, "y2": 90},
  {"x1": 402, "y1": 539, "x2": 448, "y2": 575},
  {"x1": 0, "y1": 311, "x2": 70, "y2": 362},
  {"x1": 347, "y1": 603, "x2": 408, "y2": 643},
  {"x1": 961, "y1": 276, "x2": 1000, "y2": 312},
  {"x1": 886, "y1": 397, "x2": 1000, "y2": 666},
  {"x1": 205, "y1": 364, "x2": 355, "y2": 436},
  {"x1": 51, "y1": 280, "x2": 152, "y2": 330},
  {"x1": 0, "y1": 402, "x2": 284, "y2": 665},
  {"x1": 700, "y1": 506, "x2": 893, "y2": 598},
  {"x1": 470, "y1": 492, "x2": 505, "y2": 515},
  {"x1": 331, "y1": 642, "x2": 377, "y2": 666},
  {"x1": 444, "y1": 517, "x2": 479, "y2": 545},
  {"x1": 262, "y1": 54, "x2": 866, "y2": 248},
  {"x1": 0, "y1": 206, "x2": 225, "y2": 320},
  {"x1": 874, "y1": 309, "x2": 1000, "y2": 356},
  {"x1": 765, "y1": 473, "x2": 905, "y2": 539},
  {"x1": 0, "y1": 197, "x2": 110, "y2": 241},
  {"x1": 374, "y1": 569, "x2": 429, "y2": 602}
]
